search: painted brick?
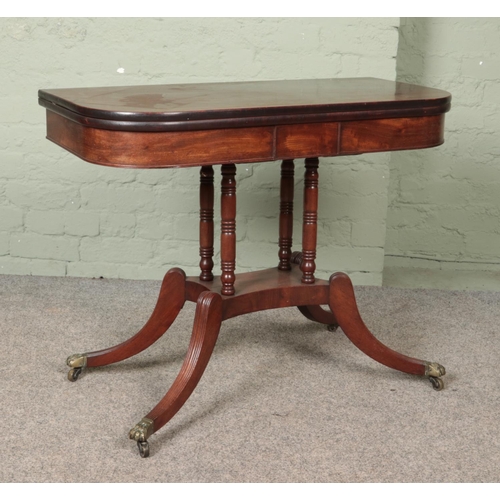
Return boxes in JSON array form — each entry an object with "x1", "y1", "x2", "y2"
[
  {"x1": 319, "y1": 194, "x2": 389, "y2": 223},
  {"x1": 0, "y1": 151, "x2": 24, "y2": 180},
  {"x1": 100, "y1": 213, "x2": 136, "y2": 238},
  {"x1": 435, "y1": 208, "x2": 500, "y2": 233},
  {"x1": 10, "y1": 233, "x2": 79, "y2": 261},
  {"x1": 154, "y1": 186, "x2": 200, "y2": 215},
  {"x1": 484, "y1": 110, "x2": 500, "y2": 132},
  {"x1": 363, "y1": 57, "x2": 398, "y2": 79},
  {"x1": 136, "y1": 169, "x2": 176, "y2": 186},
  {"x1": 484, "y1": 82, "x2": 500, "y2": 104},
  {"x1": 80, "y1": 237, "x2": 154, "y2": 264},
  {"x1": 389, "y1": 17, "x2": 500, "y2": 281},
  {"x1": 64, "y1": 212, "x2": 100, "y2": 237},
  {"x1": 316, "y1": 246, "x2": 385, "y2": 273},
  {"x1": 80, "y1": 185, "x2": 155, "y2": 214},
  {"x1": 348, "y1": 271, "x2": 383, "y2": 287},
  {"x1": 349, "y1": 170, "x2": 389, "y2": 196},
  {"x1": 384, "y1": 256, "x2": 441, "y2": 270},
  {"x1": 0, "y1": 256, "x2": 33, "y2": 275},
  {"x1": 174, "y1": 214, "x2": 203, "y2": 242},
  {"x1": 398, "y1": 178, "x2": 471, "y2": 206},
  {"x1": 152, "y1": 239, "x2": 199, "y2": 268},
  {"x1": 66, "y1": 261, "x2": 121, "y2": 279},
  {"x1": 319, "y1": 220, "x2": 352, "y2": 248},
  {"x1": 424, "y1": 55, "x2": 461, "y2": 79},
  {"x1": 386, "y1": 206, "x2": 428, "y2": 229},
  {"x1": 440, "y1": 260, "x2": 500, "y2": 271},
  {"x1": 467, "y1": 182, "x2": 500, "y2": 207},
  {"x1": 352, "y1": 222, "x2": 386, "y2": 248},
  {"x1": 461, "y1": 57, "x2": 500, "y2": 80},
  {"x1": 246, "y1": 217, "x2": 279, "y2": 244},
  {"x1": 236, "y1": 241, "x2": 281, "y2": 270},
  {"x1": 29, "y1": 155, "x2": 100, "y2": 184},
  {"x1": 137, "y1": 213, "x2": 176, "y2": 241},
  {"x1": 391, "y1": 229, "x2": 465, "y2": 259},
  {"x1": 6, "y1": 182, "x2": 80, "y2": 210},
  {"x1": 465, "y1": 232, "x2": 500, "y2": 259},
  {"x1": 115, "y1": 265, "x2": 167, "y2": 281},
  {"x1": 25, "y1": 210, "x2": 64, "y2": 235},
  {"x1": 238, "y1": 192, "x2": 281, "y2": 218},
  {"x1": 96, "y1": 167, "x2": 137, "y2": 184},
  {"x1": 30, "y1": 259, "x2": 67, "y2": 277},
  {"x1": 0, "y1": 233, "x2": 9, "y2": 255},
  {"x1": 0, "y1": 207, "x2": 23, "y2": 230},
  {"x1": 67, "y1": 261, "x2": 166, "y2": 280},
  {"x1": 446, "y1": 107, "x2": 484, "y2": 131}
]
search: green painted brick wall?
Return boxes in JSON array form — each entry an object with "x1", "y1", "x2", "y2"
[
  {"x1": 386, "y1": 18, "x2": 500, "y2": 275},
  {"x1": 0, "y1": 17, "x2": 400, "y2": 284}
]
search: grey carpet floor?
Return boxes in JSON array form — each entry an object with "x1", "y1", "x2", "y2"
[{"x1": 0, "y1": 273, "x2": 499, "y2": 483}]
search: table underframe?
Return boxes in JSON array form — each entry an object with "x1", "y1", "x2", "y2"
[{"x1": 66, "y1": 158, "x2": 446, "y2": 458}]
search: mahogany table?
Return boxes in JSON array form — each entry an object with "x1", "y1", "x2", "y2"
[{"x1": 39, "y1": 78, "x2": 451, "y2": 458}]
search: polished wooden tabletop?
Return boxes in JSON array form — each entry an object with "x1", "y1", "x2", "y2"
[
  {"x1": 38, "y1": 78, "x2": 451, "y2": 169},
  {"x1": 38, "y1": 77, "x2": 451, "y2": 132}
]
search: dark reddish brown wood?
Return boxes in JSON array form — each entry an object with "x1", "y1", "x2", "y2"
[
  {"x1": 44, "y1": 111, "x2": 447, "y2": 169},
  {"x1": 144, "y1": 291, "x2": 223, "y2": 434},
  {"x1": 300, "y1": 158, "x2": 319, "y2": 284},
  {"x1": 41, "y1": 78, "x2": 451, "y2": 455},
  {"x1": 220, "y1": 164, "x2": 237, "y2": 296},
  {"x1": 291, "y1": 251, "x2": 303, "y2": 265},
  {"x1": 276, "y1": 122, "x2": 339, "y2": 158},
  {"x1": 45, "y1": 111, "x2": 274, "y2": 169},
  {"x1": 328, "y1": 272, "x2": 426, "y2": 376},
  {"x1": 199, "y1": 166, "x2": 214, "y2": 281},
  {"x1": 278, "y1": 160, "x2": 295, "y2": 271},
  {"x1": 297, "y1": 305, "x2": 338, "y2": 327},
  {"x1": 85, "y1": 268, "x2": 186, "y2": 367},
  {"x1": 38, "y1": 78, "x2": 451, "y2": 132},
  {"x1": 291, "y1": 251, "x2": 337, "y2": 326},
  {"x1": 41, "y1": 79, "x2": 451, "y2": 169},
  {"x1": 340, "y1": 115, "x2": 445, "y2": 154},
  {"x1": 186, "y1": 266, "x2": 330, "y2": 320}
]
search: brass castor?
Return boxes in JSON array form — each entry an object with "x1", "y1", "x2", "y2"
[
  {"x1": 130, "y1": 418, "x2": 154, "y2": 458},
  {"x1": 68, "y1": 367, "x2": 82, "y2": 382},
  {"x1": 66, "y1": 353, "x2": 87, "y2": 382},
  {"x1": 425, "y1": 362, "x2": 446, "y2": 391},
  {"x1": 137, "y1": 441, "x2": 150, "y2": 458},
  {"x1": 327, "y1": 324, "x2": 339, "y2": 332},
  {"x1": 429, "y1": 376, "x2": 444, "y2": 391}
]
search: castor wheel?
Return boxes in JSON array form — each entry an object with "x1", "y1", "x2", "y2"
[
  {"x1": 429, "y1": 376, "x2": 444, "y2": 391},
  {"x1": 137, "y1": 440, "x2": 150, "y2": 458},
  {"x1": 68, "y1": 367, "x2": 82, "y2": 382},
  {"x1": 327, "y1": 324, "x2": 339, "y2": 332}
]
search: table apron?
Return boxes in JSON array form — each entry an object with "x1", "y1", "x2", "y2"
[{"x1": 45, "y1": 110, "x2": 445, "y2": 168}]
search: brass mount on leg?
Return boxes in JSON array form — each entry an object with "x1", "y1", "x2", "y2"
[
  {"x1": 66, "y1": 353, "x2": 88, "y2": 382},
  {"x1": 129, "y1": 417, "x2": 154, "y2": 458},
  {"x1": 425, "y1": 361, "x2": 446, "y2": 391}
]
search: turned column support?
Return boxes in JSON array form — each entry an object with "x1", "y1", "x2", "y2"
[
  {"x1": 300, "y1": 157, "x2": 319, "y2": 284},
  {"x1": 220, "y1": 164, "x2": 237, "y2": 296},
  {"x1": 199, "y1": 165, "x2": 214, "y2": 281},
  {"x1": 278, "y1": 159, "x2": 295, "y2": 271}
]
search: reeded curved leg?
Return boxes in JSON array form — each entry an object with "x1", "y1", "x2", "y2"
[
  {"x1": 328, "y1": 272, "x2": 445, "y2": 389},
  {"x1": 129, "y1": 290, "x2": 223, "y2": 457},
  {"x1": 297, "y1": 305, "x2": 339, "y2": 331},
  {"x1": 67, "y1": 268, "x2": 187, "y2": 380},
  {"x1": 291, "y1": 251, "x2": 338, "y2": 331}
]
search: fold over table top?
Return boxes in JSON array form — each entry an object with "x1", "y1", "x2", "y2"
[
  {"x1": 39, "y1": 78, "x2": 451, "y2": 132},
  {"x1": 39, "y1": 78, "x2": 451, "y2": 168}
]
